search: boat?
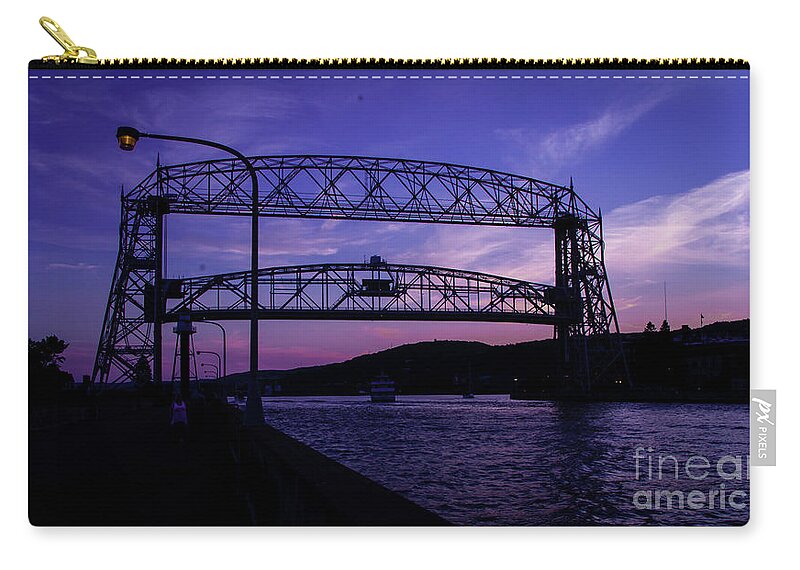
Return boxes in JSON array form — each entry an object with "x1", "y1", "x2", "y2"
[
  {"x1": 370, "y1": 373, "x2": 396, "y2": 403},
  {"x1": 462, "y1": 365, "x2": 475, "y2": 398}
]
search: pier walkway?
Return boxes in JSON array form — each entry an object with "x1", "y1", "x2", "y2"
[{"x1": 29, "y1": 394, "x2": 447, "y2": 526}]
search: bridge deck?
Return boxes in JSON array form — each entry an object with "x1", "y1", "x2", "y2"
[{"x1": 159, "y1": 262, "x2": 578, "y2": 326}]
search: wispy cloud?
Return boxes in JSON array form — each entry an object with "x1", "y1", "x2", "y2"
[
  {"x1": 385, "y1": 170, "x2": 748, "y2": 332},
  {"x1": 162, "y1": 217, "x2": 411, "y2": 277},
  {"x1": 602, "y1": 171, "x2": 749, "y2": 329},
  {"x1": 392, "y1": 225, "x2": 554, "y2": 284},
  {"x1": 495, "y1": 95, "x2": 666, "y2": 175},
  {"x1": 46, "y1": 262, "x2": 99, "y2": 271},
  {"x1": 613, "y1": 295, "x2": 643, "y2": 312},
  {"x1": 541, "y1": 98, "x2": 662, "y2": 163},
  {"x1": 604, "y1": 170, "x2": 749, "y2": 271}
]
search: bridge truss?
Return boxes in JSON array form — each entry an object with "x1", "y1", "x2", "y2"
[
  {"x1": 93, "y1": 155, "x2": 627, "y2": 388},
  {"x1": 161, "y1": 262, "x2": 574, "y2": 325}
]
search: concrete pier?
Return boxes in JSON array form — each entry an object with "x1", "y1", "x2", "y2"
[{"x1": 29, "y1": 393, "x2": 447, "y2": 526}]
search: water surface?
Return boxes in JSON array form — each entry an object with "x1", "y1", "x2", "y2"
[{"x1": 262, "y1": 395, "x2": 749, "y2": 525}]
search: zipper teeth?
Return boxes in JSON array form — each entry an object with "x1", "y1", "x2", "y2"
[{"x1": 31, "y1": 57, "x2": 750, "y2": 69}]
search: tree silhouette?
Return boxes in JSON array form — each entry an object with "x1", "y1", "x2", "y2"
[
  {"x1": 29, "y1": 335, "x2": 73, "y2": 399},
  {"x1": 133, "y1": 356, "x2": 152, "y2": 387},
  {"x1": 660, "y1": 320, "x2": 671, "y2": 333},
  {"x1": 29, "y1": 335, "x2": 69, "y2": 371},
  {"x1": 644, "y1": 321, "x2": 657, "y2": 333}
]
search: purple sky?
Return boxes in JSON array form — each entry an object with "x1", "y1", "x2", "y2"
[{"x1": 28, "y1": 70, "x2": 749, "y2": 378}]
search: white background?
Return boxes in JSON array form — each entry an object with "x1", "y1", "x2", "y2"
[{"x1": 2, "y1": 1, "x2": 793, "y2": 567}]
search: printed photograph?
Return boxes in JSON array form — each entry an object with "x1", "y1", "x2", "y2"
[{"x1": 28, "y1": 67, "x2": 749, "y2": 525}]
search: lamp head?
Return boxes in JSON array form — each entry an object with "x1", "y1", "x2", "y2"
[{"x1": 116, "y1": 126, "x2": 141, "y2": 151}]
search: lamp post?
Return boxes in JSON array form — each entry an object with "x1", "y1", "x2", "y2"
[
  {"x1": 198, "y1": 320, "x2": 227, "y2": 378},
  {"x1": 201, "y1": 362, "x2": 219, "y2": 379},
  {"x1": 197, "y1": 350, "x2": 222, "y2": 377},
  {"x1": 117, "y1": 126, "x2": 264, "y2": 425}
]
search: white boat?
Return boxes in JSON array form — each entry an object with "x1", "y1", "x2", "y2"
[
  {"x1": 370, "y1": 373, "x2": 396, "y2": 402},
  {"x1": 462, "y1": 368, "x2": 475, "y2": 398}
]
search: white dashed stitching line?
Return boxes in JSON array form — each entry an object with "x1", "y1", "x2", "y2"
[{"x1": 30, "y1": 73, "x2": 750, "y2": 81}]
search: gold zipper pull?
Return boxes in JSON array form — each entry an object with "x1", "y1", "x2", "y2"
[{"x1": 39, "y1": 16, "x2": 98, "y2": 64}]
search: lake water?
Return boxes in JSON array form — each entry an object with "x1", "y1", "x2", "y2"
[{"x1": 261, "y1": 395, "x2": 749, "y2": 526}]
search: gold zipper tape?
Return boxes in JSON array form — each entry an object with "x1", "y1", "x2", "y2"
[
  {"x1": 33, "y1": 17, "x2": 749, "y2": 70},
  {"x1": 30, "y1": 57, "x2": 750, "y2": 69}
]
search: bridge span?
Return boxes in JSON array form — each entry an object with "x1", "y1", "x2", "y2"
[
  {"x1": 155, "y1": 260, "x2": 581, "y2": 326},
  {"x1": 94, "y1": 154, "x2": 627, "y2": 388}
]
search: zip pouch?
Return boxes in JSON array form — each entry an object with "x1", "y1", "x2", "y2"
[{"x1": 28, "y1": 17, "x2": 750, "y2": 526}]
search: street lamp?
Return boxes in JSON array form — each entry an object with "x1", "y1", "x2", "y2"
[
  {"x1": 117, "y1": 126, "x2": 264, "y2": 426},
  {"x1": 197, "y1": 350, "x2": 222, "y2": 377},
  {"x1": 116, "y1": 126, "x2": 140, "y2": 150},
  {"x1": 198, "y1": 321, "x2": 227, "y2": 378},
  {"x1": 201, "y1": 362, "x2": 219, "y2": 379}
]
